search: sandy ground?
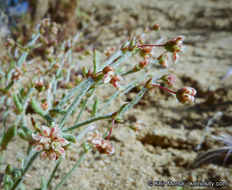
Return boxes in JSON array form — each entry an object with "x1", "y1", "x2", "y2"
[{"x1": 1, "y1": 0, "x2": 232, "y2": 189}]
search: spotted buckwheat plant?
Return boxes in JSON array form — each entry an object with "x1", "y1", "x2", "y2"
[
  {"x1": 32, "y1": 124, "x2": 69, "y2": 161},
  {"x1": 0, "y1": 18, "x2": 197, "y2": 190}
]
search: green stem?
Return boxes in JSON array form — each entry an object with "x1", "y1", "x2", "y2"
[
  {"x1": 47, "y1": 159, "x2": 62, "y2": 189},
  {"x1": 101, "y1": 50, "x2": 122, "y2": 69},
  {"x1": 59, "y1": 79, "x2": 94, "y2": 128},
  {"x1": 54, "y1": 153, "x2": 87, "y2": 190},
  {"x1": 56, "y1": 78, "x2": 92, "y2": 109},
  {"x1": 109, "y1": 51, "x2": 132, "y2": 68},
  {"x1": 118, "y1": 87, "x2": 147, "y2": 117},
  {"x1": 63, "y1": 113, "x2": 112, "y2": 132},
  {"x1": 10, "y1": 152, "x2": 39, "y2": 190},
  {"x1": 91, "y1": 98, "x2": 99, "y2": 117},
  {"x1": 74, "y1": 88, "x2": 96, "y2": 124},
  {"x1": 31, "y1": 98, "x2": 53, "y2": 125},
  {"x1": 74, "y1": 99, "x2": 88, "y2": 124},
  {"x1": 93, "y1": 50, "x2": 99, "y2": 74}
]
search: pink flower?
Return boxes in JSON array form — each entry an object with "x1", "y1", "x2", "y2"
[
  {"x1": 157, "y1": 53, "x2": 170, "y2": 68},
  {"x1": 176, "y1": 87, "x2": 197, "y2": 104},
  {"x1": 102, "y1": 66, "x2": 115, "y2": 84},
  {"x1": 87, "y1": 131, "x2": 114, "y2": 155},
  {"x1": 34, "y1": 78, "x2": 45, "y2": 92},
  {"x1": 172, "y1": 52, "x2": 179, "y2": 65},
  {"x1": 163, "y1": 35, "x2": 186, "y2": 65},
  {"x1": 161, "y1": 74, "x2": 176, "y2": 86},
  {"x1": 104, "y1": 47, "x2": 115, "y2": 56},
  {"x1": 32, "y1": 125, "x2": 69, "y2": 161},
  {"x1": 110, "y1": 75, "x2": 123, "y2": 89}
]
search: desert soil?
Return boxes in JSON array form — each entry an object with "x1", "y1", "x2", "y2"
[{"x1": 2, "y1": 0, "x2": 232, "y2": 189}]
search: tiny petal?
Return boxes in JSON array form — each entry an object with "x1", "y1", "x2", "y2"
[
  {"x1": 103, "y1": 74, "x2": 111, "y2": 83},
  {"x1": 161, "y1": 74, "x2": 176, "y2": 86},
  {"x1": 92, "y1": 139, "x2": 102, "y2": 147},
  {"x1": 98, "y1": 140, "x2": 115, "y2": 155},
  {"x1": 172, "y1": 53, "x2": 179, "y2": 64},
  {"x1": 108, "y1": 71, "x2": 114, "y2": 77},
  {"x1": 113, "y1": 82, "x2": 119, "y2": 88},
  {"x1": 106, "y1": 144, "x2": 114, "y2": 154},
  {"x1": 40, "y1": 151, "x2": 48, "y2": 160},
  {"x1": 40, "y1": 136, "x2": 51, "y2": 143},
  {"x1": 51, "y1": 141, "x2": 61, "y2": 151},
  {"x1": 48, "y1": 151, "x2": 57, "y2": 161},
  {"x1": 41, "y1": 125, "x2": 51, "y2": 136},
  {"x1": 58, "y1": 137, "x2": 69, "y2": 147},
  {"x1": 34, "y1": 144, "x2": 43, "y2": 152},
  {"x1": 32, "y1": 134, "x2": 42, "y2": 142},
  {"x1": 50, "y1": 125, "x2": 60, "y2": 139},
  {"x1": 43, "y1": 142, "x2": 50, "y2": 150},
  {"x1": 56, "y1": 147, "x2": 65, "y2": 158},
  {"x1": 183, "y1": 94, "x2": 195, "y2": 103},
  {"x1": 182, "y1": 87, "x2": 197, "y2": 96},
  {"x1": 176, "y1": 35, "x2": 185, "y2": 42}
]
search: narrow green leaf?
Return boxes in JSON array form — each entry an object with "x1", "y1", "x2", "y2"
[
  {"x1": 91, "y1": 98, "x2": 99, "y2": 117},
  {"x1": 13, "y1": 94, "x2": 23, "y2": 112},
  {"x1": 31, "y1": 98, "x2": 53, "y2": 125},
  {"x1": 1, "y1": 125, "x2": 17, "y2": 149},
  {"x1": 93, "y1": 50, "x2": 99, "y2": 74},
  {"x1": 41, "y1": 177, "x2": 47, "y2": 190}
]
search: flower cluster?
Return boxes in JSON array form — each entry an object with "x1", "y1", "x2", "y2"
[
  {"x1": 161, "y1": 73, "x2": 176, "y2": 86},
  {"x1": 164, "y1": 35, "x2": 185, "y2": 65},
  {"x1": 134, "y1": 57, "x2": 150, "y2": 71},
  {"x1": 102, "y1": 66, "x2": 122, "y2": 89},
  {"x1": 32, "y1": 125, "x2": 69, "y2": 161},
  {"x1": 176, "y1": 87, "x2": 197, "y2": 104},
  {"x1": 87, "y1": 131, "x2": 114, "y2": 154},
  {"x1": 12, "y1": 67, "x2": 23, "y2": 81},
  {"x1": 34, "y1": 78, "x2": 45, "y2": 92}
]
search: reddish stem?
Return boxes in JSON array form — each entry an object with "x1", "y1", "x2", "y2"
[
  {"x1": 107, "y1": 119, "x2": 115, "y2": 140},
  {"x1": 138, "y1": 44, "x2": 165, "y2": 48},
  {"x1": 151, "y1": 84, "x2": 176, "y2": 94}
]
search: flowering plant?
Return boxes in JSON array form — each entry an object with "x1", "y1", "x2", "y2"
[{"x1": 0, "y1": 19, "x2": 196, "y2": 189}]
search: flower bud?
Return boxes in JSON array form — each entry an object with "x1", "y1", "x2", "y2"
[
  {"x1": 172, "y1": 52, "x2": 179, "y2": 64},
  {"x1": 104, "y1": 47, "x2": 115, "y2": 56},
  {"x1": 176, "y1": 87, "x2": 197, "y2": 104},
  {"x1": 103, "y1": 66, "x2": 114, "y2": 74},
  {"x1": 161, "y1": 74, "x2": 176, "y2": 86},
  {"x1": 157, "y1": 53, "x2": 169, "y2": 68},
  {"x1": 75, "y1": 74, "x2": 83, "y2": 84},
  {"x1": 83, "y1": 66, "x2": 88, "y2": 77},
  {"x1": 152, "y1": 24, "x2": 160, "y2": 31},
  {"x1": 139, "y1": 46, "x2": 152, "y2": 57},
  {"x1": 139, "y1": 57, "x2": 150, "y2": 68},
  {"x1": 145, "y1": 78, "x2": 153, "y2": 89},
  {"x1": 12, "y1": 67, "x2": 23, "y2": 81},
  {"x1": 86, "y1": 69, "x2": 93, "y2": 78},
  {"x1": 164, "y1": 35, "x2": 185, "y2": 53},
  {"x1": 34, "y1": 78, "x2": 45, "y2": 92},
  {"x1": 41, "y1": 102, "x2": 48, "y2": 110},
  {"x1": 110, "y1": 75, "x2": 123, "y2": 89}
]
